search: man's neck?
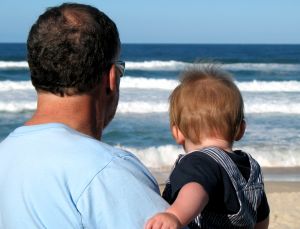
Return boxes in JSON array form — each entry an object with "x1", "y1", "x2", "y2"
[{"x1": 25, "y1": 92, "x2": 103, "y2": 139}]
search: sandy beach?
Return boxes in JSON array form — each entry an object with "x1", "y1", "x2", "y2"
[
  {"x1": 265, "y1": 181, "x2": 300, "y2": 229},
  {"x1": 263, "y1": 167, "x2": 300, "y2": 229},
  {"x1": 152, "y1": 167, "x2": 300, "y2": 229}
]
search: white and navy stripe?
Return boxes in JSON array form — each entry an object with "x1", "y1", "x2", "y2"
[{"x1": 197, "y1": 147, "x2": 264, "y2": 229}]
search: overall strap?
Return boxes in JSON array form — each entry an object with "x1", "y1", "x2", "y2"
[
  {"x1": 201, "y1": 147, "x2": 247, "y2": 189},
  {"x1": 199, "y1": 147, "x2": 264, "y2": 228}
]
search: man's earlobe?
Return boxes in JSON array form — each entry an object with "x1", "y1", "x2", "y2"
[
  {"x1": 172, "y1": 126, "x2": 185, "y2": 145},
  {"x1": 108, "y1": 64, "x2": 117, "y2": 92}
]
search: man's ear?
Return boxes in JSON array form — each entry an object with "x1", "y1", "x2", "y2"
[
  {"x1": 172, "y1": 125, "x2": 185, "y2": 145},
  {"x1": 106, "y1": 64, "x2": 117, "y2": 94},
  {"x1": 235, "y1": 120, "x2": 246, "y2": 141}
]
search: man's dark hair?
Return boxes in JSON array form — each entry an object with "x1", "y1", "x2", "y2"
[{"x1": 27, "y1": 3, "x2": 120, "y2": 96}]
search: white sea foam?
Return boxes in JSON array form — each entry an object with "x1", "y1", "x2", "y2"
[
  {"x1": 1, "y1": 79, "x2": 300, "y2": 114},
  {"x1": 1, "y1": 78, "x2": 300, "y2": 92},
  {"x1": 1, "y1": 100, "x2": 298, "y2": 114},
  {"x1": 236, "y1": 80, "x2": 300, "y2": 92},
  {"x1": 0, "y1": 101, "x2": 36, "y2": 112},
  {"x1": 245, "y1": 103, "x2": 300, "y2": 114},
  {"x1": 126, "y1": 60, "x2": 188, "y2": 71},
  {"x1": 119, "y1": 144, "x2": 300, "y2": 169},
  {"x1": 2, "y1": 60, "x2": 300, "y2": 72},
  {"x1": 121, "y1": 77, "x2": 178, "y2": 90},
  {"x1": 223, "y1": 63, "x2": 300, "y2": 72},
  {"x1": 121, "y1": 145, "x2": 181, "y2": 169},
  {"x1": 125, "y1": 61, "x2": 300, "y2": 72},
  {"x1": 0, "y1": 80, "x2": 33, "y2": 91},
  {"x1": 0, "y1": 61, "x2": 28, "y2": 69},
  {"x1": 117, "y1": 102, "x2": 167, "y2": 113},
  {"x1": 122, "y1": 77, "x2": 300, "y2": 92},
  {"x1": 117, "y1": 101, "x2": 300, "y2": 114}
]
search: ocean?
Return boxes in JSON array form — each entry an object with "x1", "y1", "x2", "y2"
[{"x1": 0, "y1": 43, "x2": 300, "y2": 181}]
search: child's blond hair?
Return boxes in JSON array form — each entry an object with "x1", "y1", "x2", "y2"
[{"x1": 169, "y1": 64, "x2": 244, "y2": 144}]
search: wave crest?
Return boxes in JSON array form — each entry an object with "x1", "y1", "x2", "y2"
[
  {"x1": 1, "y1": 79, "x2": 300, "y2": 92},
  {"x1": 0, "y1": 61, "x2": 28, "y2": 69},
  {"x1": 2, "y1": 60, "x2": 300, "y2": 72},
  {"x1": 119, "y1": 144, "x2": 300, "y2": 169}
]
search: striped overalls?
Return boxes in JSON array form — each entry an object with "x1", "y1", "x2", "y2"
[{"x1": 168, "y1": 147, "x2": 264, "y2": 229}]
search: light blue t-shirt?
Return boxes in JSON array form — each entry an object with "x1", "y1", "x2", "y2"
[{"x1": 0, "y1": 123, "x2": 169, "y2": 228}]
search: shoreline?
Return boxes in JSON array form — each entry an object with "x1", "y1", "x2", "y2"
[
  {"x1": 151, "y1": 167, "x2": 300, "y2": 229},
  {"x1": 151, "y1": 166, "x2": 300, "y2": 184},
  {"x1": 262, "y1": 166, "x2": 300, "y2": 182}
]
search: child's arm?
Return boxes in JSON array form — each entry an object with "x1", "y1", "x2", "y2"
[
  {"x1": 254, "y1": 216, "x2": 269, "y2": 229},
  {"x1": 145, "y1": 182, "x2": 209, "y2": 229}
]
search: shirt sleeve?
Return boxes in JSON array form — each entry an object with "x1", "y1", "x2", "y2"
[
  {"x1": 256, "y1": 191, "x2": 270, "y2": 222},
  {"x1": 76, "y1": 156, "x2": 169, "y2": 229},
  {"x1": 170, "y1": 152, "x2": 221, "y2": 200}
]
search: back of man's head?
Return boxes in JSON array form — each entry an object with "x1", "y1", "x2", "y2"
[{"x1": 27, "y1": 3, "x2": 120, "y2": 96}]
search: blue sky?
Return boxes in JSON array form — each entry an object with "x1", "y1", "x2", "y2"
[{"x1": 1, "y1": 0, "x2": 299, "y2": 44}]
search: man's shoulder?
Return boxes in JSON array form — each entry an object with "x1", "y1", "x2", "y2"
[
  {"x1": 2, "y1": 123, "x2": 153, "y2": 192},
  {"x1": 2, "y1": 124, "x2": 160, "y2": 204},
  {"x1": 42, "y1": 123, "x2": 147, "y2": 176},
  {"x1": 5, "y1": 123, "x2": 138, "y2": 163}
]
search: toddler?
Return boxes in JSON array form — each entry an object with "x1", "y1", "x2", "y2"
[{"x1": 145, "y1": 65, "x2": 269, "y2": 229}]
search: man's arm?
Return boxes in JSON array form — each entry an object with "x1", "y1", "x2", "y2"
[{"x1": 76, "y1": 157, "x2": 169, "y2": 229}]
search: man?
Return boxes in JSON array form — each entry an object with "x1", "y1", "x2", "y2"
[{"x1": 0, "y1": 3, "x2": 168, "y2": 228}]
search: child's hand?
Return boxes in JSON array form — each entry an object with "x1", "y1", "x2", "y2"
[{"x1": 145, "y1": 212, "x2": 182, "y2": 229}]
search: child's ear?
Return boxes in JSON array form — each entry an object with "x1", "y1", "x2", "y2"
[
  {"x1": 172, "y1": 125, "x2": 185, "y2": 145},
  {"x1": 235, "y1": 120, "x2": 246, "y2": 141}
]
